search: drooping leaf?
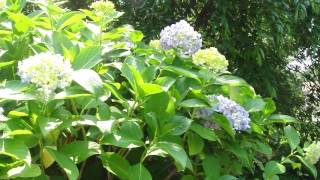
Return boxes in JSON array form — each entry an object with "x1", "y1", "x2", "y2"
[
  {"x1": 60, "y1": 141, "x2": 101, "y2": 164},
  {"x1": 284, "y1": 125, "x2": 300, "y2": 151},
  {"x1": 45, "y1": 148, "x2": 79, "y2": 180},
  {"x1": 100, "y1": 152, "x2": 131, "y2": 180},
  {"x1": 72, "y1": 46, "x2": 102, "y2": 70}
]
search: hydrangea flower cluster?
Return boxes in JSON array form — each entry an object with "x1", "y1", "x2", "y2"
[
  {"x1": 198, "y1": 95, "x2": 251, "y2": 131},
  {"x1": 149, "y1": 39, "x2": 161, "y2": 50},
  {"x1": 0, "y1": 0, "x2": 5, "y2": 9},
  {"x1": 17, "y1": 52, "x2": 73, "y2": 100},
  {"x1": 91, "y1": 0, "x2": 115, "y2": 16},
  {"x1": 192, "y1": 47, "x2": 229, "y2": 71},
  {"x1": 304, "y1": 141, "x2": 320, "y2": 164},
  {"x1": 160, "y1": 20, "x2": 202, "y2": 55}
]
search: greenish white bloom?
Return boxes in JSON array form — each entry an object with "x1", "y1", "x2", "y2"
[
  {"x1": 192, "y1": 47, "x2": 228, "y2": 71},
  {"x1": 149, "y1": 40, "x2": 161, "y2": 50},
  {"x1": 17, "y1": 52, "x2": 73, "y2": 100},
  {"x1": 0, "y1": 0, "x2": 6, "y2": 9},
  {"x1": 160, "y1": 20, "x2": 202, "y2": 55},
  {"x1": 304, "y1": 141, "x2": 320, "y2": 164},
  {"x1": 91, "y1": 0, "x2": 115, "y2": 15}
]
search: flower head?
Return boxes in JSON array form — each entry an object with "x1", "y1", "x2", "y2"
[
  {"x1": 197, "y1": 95, "x2": 251, "y2": 131},
  {"x1": 17, "y1": 52, "x2": 73, "y2": 100},
  {"x1": 160, "y1": 20, "x2": 202, "y2": 55},
  {"x1": 192, "y1": 47, "x2": 228, "y2": 71},
  {"x1": 149, "y1": 39, "x2": 161, "y2": 50},
  {"x1": 304, "y1": 142, "x2": 320, "y2": 164},
  {"x1": 91, "y1": 0, "x2": 115, "y2": 15}
]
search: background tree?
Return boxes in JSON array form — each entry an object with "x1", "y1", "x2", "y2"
[{"x1": 65, "y1": 0, "x2": 320, "y2": 136}]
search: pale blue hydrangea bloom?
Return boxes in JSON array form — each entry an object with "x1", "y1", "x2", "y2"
[
  {"x1": 160, "y1": 20, "x2": 202, "y2": 55},
  {"x1": 17, "y1": 52, "x2": 73, "y2": 100},
  {"x1": 198, "y1": 95, "x2": 251, "y2": 131},
  {"x1": 304, "y1": 141, "x2": 320, "y2": 164}
]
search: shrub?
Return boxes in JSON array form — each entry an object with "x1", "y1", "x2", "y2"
[{"x1": 0, "y1": 0, "x2": 318, "y2": 179}]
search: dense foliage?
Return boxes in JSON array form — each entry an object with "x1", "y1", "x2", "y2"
[{"x1": 0, "y1": 0, "x2": 319, "y2": 179}]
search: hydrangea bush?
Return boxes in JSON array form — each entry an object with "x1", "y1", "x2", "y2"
[{"x1": 0, "y1": 0, "x2": 318, "y2": 179}]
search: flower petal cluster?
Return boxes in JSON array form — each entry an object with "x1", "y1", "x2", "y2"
[
  {"x1": 149, "y1": 39, "x2": 161, "y2": 50},
  {"x1": 304, "y1": 141, "x2": 320, "y2": 164},
  {"x1": 91, "y1": 0, "x2": 115, "y2": 15},
  {"x1": 192, "y1": 47, "x2": 228, "y2": 71},
  {"x1": 17, "y1": 52, "x2": 73, "y2": 100},
  {"x1": 198, "y1": 95, "x2": 251, "y2": 131},
  {"x1": 160, "y1": 20, "x2": 202, "y2": 55}
]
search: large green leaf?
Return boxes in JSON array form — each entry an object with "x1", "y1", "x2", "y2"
[
  {"x1": 45, "y1": 148, "x2": 79, "y2": 180},
  {"x1": 56, "y1": 11, "x2": 85, "y2": 30},
  {"x1": 190, "y1": 123, "x2": 218, "y2": 141},
  {"x1": 187, "y1": 132, "x2": 204, "y2": 155},
  {"x1": 60, "y1": 141, "x2": 101, "y2": 164},
  {"x1": 100, "y1": 152, "x2": 131, "y2": 180},
  {"x1": 72, "y1": 46, "x2": 102, "y2": 70},
  {"x1": 161, "y1": 115, "x2": 192, "y2": 136},
  {"x1": 129, "y1": 163, "x2": 152, "y2": 180},
  {"x1": 0, "y1": 139, "x2": 31, "y2": 165},
  {"x1": 263, "y1": 161, "x2": 286, "y2": 180},
  {"x1": 284, "y1": 125, "x2": 300, "y2": 151},
  {"x1": 0, "y1": 81, "x2": 35, "y2": 101},
  {"x1": 148, "y1": 142, "x2": 188, "y2": 170},
  {"x1": 266, "y1": 114, "x2": 297, "y2": 124},
  {"x1": 72, "y1": 69, "x2": 105, "y2": 96},
  {"x1": 295, "y1": 155, "x2": 317, "y2": 178},
  {"x1": 202, "y1": 156, "x2": 220, "y2": 179},
  {"x1": 212, "y1": 113, "x2": 235, "y2": 138},
  {"x1": 164, "y1": 66, "x2": 200, "y2": 82},
  {"x1": 179, "y1": 98, "x2": 208, "y2": 108}
]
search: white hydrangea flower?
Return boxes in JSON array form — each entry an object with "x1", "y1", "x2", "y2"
[
  {"x1": 197, "y1": 95, "x2": 251, "y2": 131},
  {"x1": 17, "y1": 52, "x2": 73, "y2": 100},
  {"x1": 304, "y1": 142, "x2": 320, "y2": 164},
  {"x1": 0, "y1": 0, "x2": 6, "y2": 9},
  {"x1": 160, "y1": 20, "x2": 202, "y2": 55},
  {"x1": 192, "y1": 47, "x2": 229, "y2": 71}
]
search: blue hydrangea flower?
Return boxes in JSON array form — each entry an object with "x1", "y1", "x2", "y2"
[
  {"x1": 160, "y1": 20, "x2": 202, "y2": 55},
  {"x1": 198, "y1": 95, "x2": 251, "y2": 131}
]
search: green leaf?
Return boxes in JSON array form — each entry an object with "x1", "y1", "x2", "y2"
[
  {"x1": 8, "y1": 12, "x2": 33, "y2": 32},
  {"x1": 187, "y1": 132, "x2": 204, "y2": 155},
  {"x1": 179, "y1": 98, "x2": 209, "y2": 108},
  {"x1": 101, "y1": 121, "x2": 144, "y2": 148},
  {"x1": 100, "y1": 152, "x2": 130, "y2": 180},
  {"x1": 0, "y1": 139, "x2": 31, "y2": 165},
  {"x1": 0, "y1": 61, "x2": 16, "y2": 69},
  {"x1": 215, "y1": 75, "x2": 248, "y2": 86},
  {"x1": 56, "y1": 11, "x2": 85, "y2": 30},
  {"x1": 61, "y1": 141, "x2": 101, "y2": 164},
  {"x1": 190, "y1": 123, "x2": 218, "y2": 141},
  {"x1": 45, "y1": 148, "x2": 79, "y2": 180},
  {"x1": 202, "y1": 156, "x2": 220, "y2": 179},
  {"x1": 148, "y1": 142, "x2": 188, "y2": 170},
  {"x1": 295, "y1": 155, "x2": 317, "y2": 178},
  {"x1": 164, "y1": 66, "x2": 200, "y2": 82},
  {"x1": 141, "y1": 83, "x2": 163, "y2": 96},
  {"x1": 267, "y1": 114, "x2": 297, "y2": 124},
  {"x1": 72, "y1": 69, "x2": 105, "y2": 96},
  {"x1": 72, "y1": 46, "x2": 102, "y2": 70},
  {"x1": 0, "y1": 81, "x2": 35, "y2": 101},
  {"x1": 121, "y1": 63, "x2": 144, "y2": 97},
  {"x1": 263, "y1": 161, "x2": 286, "y2": 179},
  {"x1": 130, "y1": 31, "x2": 144, "y2": 42},
  {"x1": 244, "y1": 98, "x2": 266, "y2": 112},
  {"x1": 38, "y1": 117, "x2": 63, "y2": 136},
  {"x1": 129, "y1": 163, "x2": 152, "y2": 180},
  {"x1": 161, "y1": 115, "x2": 192, "y2": 136},
  {"x1": 253, "y1": 142, "x2": 272, "y2": 155},
  {"x1": 284, "y1": 126, "x2": 300, "y2": 151},
  {"x1": 212, "y1": 113, "x2": 235, "y2": 138}
]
